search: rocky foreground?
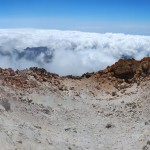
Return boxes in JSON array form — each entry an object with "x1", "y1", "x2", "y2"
[{"x1": 1, "y1": 58, "x2": 150, "y2": 150}]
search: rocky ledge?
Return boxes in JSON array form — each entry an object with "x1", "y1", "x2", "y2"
[{"x1": 0, "y1": 57, "x2": 150, "y2": 89}]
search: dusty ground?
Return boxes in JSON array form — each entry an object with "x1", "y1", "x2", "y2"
[{"x1": 1, "y1": 58, "x2": 150, "y2": 150}]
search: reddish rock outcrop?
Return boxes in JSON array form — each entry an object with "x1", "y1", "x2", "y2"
[
  {"x1": 1, "y1": 57, "x2": 150, "y2": 89},
  {"x1": 108, "y1": 58, "x2": 140, "y2": 80}
]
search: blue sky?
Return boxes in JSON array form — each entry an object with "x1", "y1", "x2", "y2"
[{"x1": 0, "y1": 0, "x2": 150, "y2": 34}]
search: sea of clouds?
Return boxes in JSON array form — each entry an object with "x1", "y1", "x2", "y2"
[{"x1": 0, "y1": 29, "x2": 150, "y2": 75}]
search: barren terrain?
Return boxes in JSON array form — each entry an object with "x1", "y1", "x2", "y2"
[{"x1": 1, "y1": 58, "x2": 150, "y2": 150}]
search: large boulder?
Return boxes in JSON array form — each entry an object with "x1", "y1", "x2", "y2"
[{"x1": 109, "y1": 59, "x2": 140, "y2": 80}]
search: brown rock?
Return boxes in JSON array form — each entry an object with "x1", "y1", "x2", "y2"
[
  {"x1": 112, "y1": 91, "x2": 117, "y2": 96},
  {"x1": 110, "y1": 59, "x2": 140, "y2": 80}
]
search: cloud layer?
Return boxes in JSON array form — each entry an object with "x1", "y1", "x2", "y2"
[{"x1": 0, "y1": 29, "x2": 150, "y2": 75}]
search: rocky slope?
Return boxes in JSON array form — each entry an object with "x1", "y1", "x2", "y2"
[{"x1": 1, "y1": 58, "x2": 150, "y2": 150}]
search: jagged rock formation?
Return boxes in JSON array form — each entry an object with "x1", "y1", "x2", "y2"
[
  {"x1": 108, "y1": 57, "x2": 150, "y2": 80},
  {"x1": 1, "y1": 57, "x2": 150, "y2": 88}
]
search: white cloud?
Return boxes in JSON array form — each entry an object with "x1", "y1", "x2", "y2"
[{"x1": 0, "y1": 29, "x2": 150, "y2": 75}]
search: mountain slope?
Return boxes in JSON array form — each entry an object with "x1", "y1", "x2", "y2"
[{"x1": 0, "y1": 58, "x2": 150, "y2": 150}]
